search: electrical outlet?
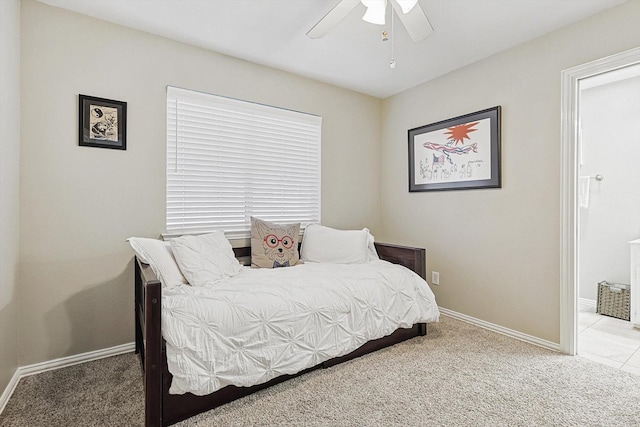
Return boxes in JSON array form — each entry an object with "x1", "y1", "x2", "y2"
[{"x1": 431, "y1": 271, "x2": 440, "y2": 286}]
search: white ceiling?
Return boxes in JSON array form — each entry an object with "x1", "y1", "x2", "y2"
[{"x1": 38, "y1": 0, "x2": 625, "y2": 99}]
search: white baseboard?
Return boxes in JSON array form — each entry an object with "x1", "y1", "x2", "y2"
[
  {"x1": 0, "y1": 342, "x2": 135, "y2": 415},
  {"x1": 439, "y1": 308, "x2": 561, "y2": 352},
  {"x1": 579, "y1": 297, "x2": 597, "y2": 310},
  {"x1": 0, "y1": 311, "x2": 564, "y2": 413},
  {"x1": 0, "y1": 368, "x2": 20, "y2": 416}
]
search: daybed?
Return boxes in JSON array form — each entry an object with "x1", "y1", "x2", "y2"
[{"x1": 133, "y1": 231, "x2": 439, "y2": 427}]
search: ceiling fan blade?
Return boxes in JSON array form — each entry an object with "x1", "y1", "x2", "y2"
[
  {"x1": 390, "y1": 0, "x2": 434, "y2": 42},
  {"x1": 306, "y1": 0, "x2": 360, "y2": 39}
]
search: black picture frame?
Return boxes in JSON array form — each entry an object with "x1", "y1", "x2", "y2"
[
  {"x1": 408, "y1": 106, "x2": 501, "y2": 192},
  {"x1": 79, "y1": 94, "x2": 127, "y2": 150}
]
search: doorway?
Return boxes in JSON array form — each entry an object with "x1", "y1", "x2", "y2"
[
  {"x1": 560, "y1": 47, "x2": 640, "y2": 357},
  {"x1": 575, "y1": 65, "x2": 640, "y2": 371}
]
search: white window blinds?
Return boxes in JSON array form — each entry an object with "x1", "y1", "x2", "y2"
[{"x1": 166, "y1": 86, "x2": 321, "y2": 237}]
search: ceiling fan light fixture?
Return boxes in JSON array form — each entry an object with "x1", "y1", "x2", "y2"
[
  {"x1": 361, "y1": 0, "x2": 387, "y2": 25},
  {"x1": 395, "y1": 0, "x2": 418, "y2": 14}
]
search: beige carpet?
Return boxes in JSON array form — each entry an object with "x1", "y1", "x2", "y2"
[{"x1": 1, "y1": 315, "x2": 639, "y2": 426}]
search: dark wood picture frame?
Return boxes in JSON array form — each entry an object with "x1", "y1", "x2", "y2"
[
  {"x1": 408, "y1": 106, "x2": 501, "y2": 192},
  {"x1": 79, "y1": 94, "x2": 127, "y2": 150}
]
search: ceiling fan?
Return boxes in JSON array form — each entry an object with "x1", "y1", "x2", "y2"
[{"x1": 306, "y1": 0, "x2": 434, "y2": 42}]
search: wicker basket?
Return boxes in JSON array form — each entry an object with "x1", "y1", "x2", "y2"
[{"x1": 596, "y1": 281, "x2": 630, "y2": 321}]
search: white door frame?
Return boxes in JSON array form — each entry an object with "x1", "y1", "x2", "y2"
[{"x1": 560, "y1": 47, "x2": 640, "y2": 355}]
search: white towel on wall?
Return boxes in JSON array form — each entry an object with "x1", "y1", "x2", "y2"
[{"x1": 579, "y1": 176, "x2": 590, "y2": 209}]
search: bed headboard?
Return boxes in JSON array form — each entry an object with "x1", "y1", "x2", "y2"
[
  {"x1": 373, "y1": 242, "x2": 426, "y2": 280},
  {"x1": 232, "y1": 242, "x2": 426, "y2": 279}
]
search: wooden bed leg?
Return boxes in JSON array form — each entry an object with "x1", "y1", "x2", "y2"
[{"x1": 418, "y1": 323, "x2": 427, "y2": 336}]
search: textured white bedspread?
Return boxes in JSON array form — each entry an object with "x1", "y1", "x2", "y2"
[{"x1": 162, "y1": 260, "x2": 440, "y2": 395}]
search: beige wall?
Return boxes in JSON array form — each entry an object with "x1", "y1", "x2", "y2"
[
  {"x1": 14, "y1": 0, "x2": 640, "y2": 370},
  {"x1": 0, "y1": 0, "x2": 21, "y2": 394},
  {"x1": 379, "y1": 1, "x2": 640, "y2": 343},
  {"x1": 19, "y1": 0, "x2": 382, "y2": 365}
]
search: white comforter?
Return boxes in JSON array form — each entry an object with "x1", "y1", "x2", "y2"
[{"x1": 162, "y1": 260, "x2": 440, "y2": 396}]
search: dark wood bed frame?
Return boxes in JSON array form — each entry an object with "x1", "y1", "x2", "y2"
[{"x1": 135, "y1": 242, "x2": 427, "y2": 426}]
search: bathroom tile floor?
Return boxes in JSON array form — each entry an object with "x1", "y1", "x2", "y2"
[{"x1": 578, "y1": 302, "x2": 640, "y2": 375}]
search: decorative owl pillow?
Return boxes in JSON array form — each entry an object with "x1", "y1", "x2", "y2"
[{"x1": 250, "y1": 217, "x2": 302, "y2": 268}]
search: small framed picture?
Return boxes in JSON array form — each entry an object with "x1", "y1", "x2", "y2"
[
  {"x1": 79, "y1": 94, "x2": 127, "y2": 150},
  {"x1": 408, "y1": 106, "x2": 501, "y2": 192}
]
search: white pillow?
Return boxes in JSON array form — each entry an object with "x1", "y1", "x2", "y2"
[
  {"x1": 127, "y1": 237, "x2": 188, "y2": 289},
  {"x1": 301, "y1": 224, "x2": 374, "y2": 264},
  {"x1": 170, "y1": 231, "x2": 242, "y2": 286},
  {"x1": 365, "y1": 228, "x2": 380, "y2": 262}
]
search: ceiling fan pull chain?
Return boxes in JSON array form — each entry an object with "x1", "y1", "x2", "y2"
[{"x1": 390, "y1": 10, "x2": 396, "y2": 68}]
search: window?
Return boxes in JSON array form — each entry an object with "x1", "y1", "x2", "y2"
[{"x1": 166, "y1": 86, "x2": 321, "y2": 238}]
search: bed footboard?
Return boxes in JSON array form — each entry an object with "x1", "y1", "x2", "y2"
[{"x1": 135, "y1": 242, "x2": 428, "y2": 426}]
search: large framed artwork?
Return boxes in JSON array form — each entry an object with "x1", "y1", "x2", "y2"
[
  {"x1": 408, "y1": 106, "x2": 501, "y2": 192},
  {"x1": 78, "y1": 94, "x2": 127, "y2": 150}
]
